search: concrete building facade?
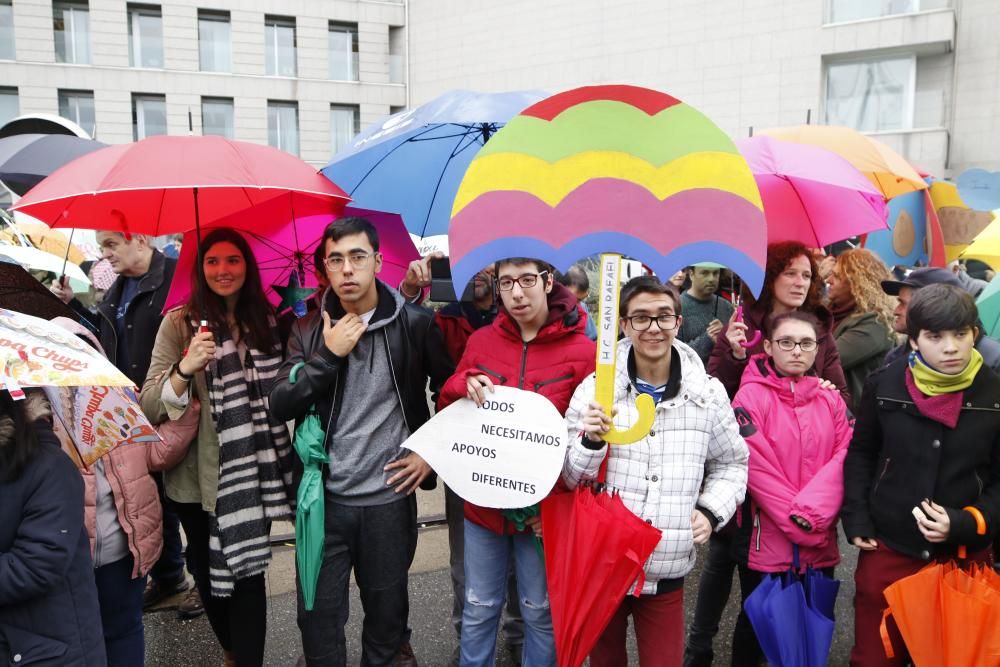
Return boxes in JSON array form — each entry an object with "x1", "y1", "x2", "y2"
[
  {"x1": 406, "y1": 0, "x2": 1000, "y2": 178},
  {"x1": 0, "y1": 0, "x2": 407, "y2": 167}
]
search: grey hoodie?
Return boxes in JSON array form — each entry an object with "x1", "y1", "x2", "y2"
[{"x1": 323, "y1": 285, "x2": 412, "y2": 506}]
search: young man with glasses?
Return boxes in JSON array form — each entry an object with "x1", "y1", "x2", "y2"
[
  {"x1": 270, "y1": 217, "x2": 454, "y2": 666},
  {"x1": 438, "y1": 257, "x2": 596, "y2": 667},
  {"x1": 563, "y1": 275, "x2": 748, "y2": 666}
]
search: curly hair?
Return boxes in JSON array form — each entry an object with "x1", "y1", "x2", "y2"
[
  {"x1": 742, "y1": 241, "x2": 824, "y2": 315},
  {"x1": 833, "y1": 249, "x2": 896, "y2": 331}
]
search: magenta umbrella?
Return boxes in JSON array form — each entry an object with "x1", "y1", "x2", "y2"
[
  {"x1": 163, "y1": 206, "x2": 419, "y2": 315},
  {"x1": 736, "y1": 136, "x2": 888, "y2": 247}
]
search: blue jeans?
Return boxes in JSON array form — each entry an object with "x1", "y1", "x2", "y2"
[
  {"x1": 460, "y1": 520, "x2": 554, "y2": 667},
  {"x1": 95, "y1": 554, "x2": 146, "y2": 667}
]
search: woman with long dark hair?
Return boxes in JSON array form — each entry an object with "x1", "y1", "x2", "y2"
[
  {"x1": 140, "y1": 228, "x2": 295, "y2": 667},
  {"x1": 0, "y1": 390, "x2": 107, "y2": 666}
]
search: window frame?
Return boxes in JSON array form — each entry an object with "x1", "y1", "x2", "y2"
[
  {"x1": 267, "y1": 100, "x2": 299, "y2": 156},
  {"x1": 264, "y1": 15, "x2": 297, "y2": 77},
  {"x1": 201, "y1": 96, "x2": 234, "y2": 139},
  {"x1": 328, "y1": 21, "x2": 359, "y2": 81},
  {"x1": 0, "y1": 0, "x2": 15, "y2": 61},
  {"x1": 53, "y1": 0, "x2": 91, "y2": 65},
  {"x1": 823, "y1": 54, "x2": 917, "y2": 133},
  {"x1": 127, "y1": 3, "x2": 164, "y2": 69},
  {"x1": 57, "y1": 88, "x2": 96, "y2": 136},
  {"x1": 329, "y1": 104, "x2": 360, "y2": 155},
  {"x1": 132, "y1": 93, "x2": 167, "y2": 141},
  {"x1": 198, "y1": 9, "x2": 231, "y2": 73}
]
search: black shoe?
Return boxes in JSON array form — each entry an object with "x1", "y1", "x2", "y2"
[
  {"x1": 393, "y1": 642, "x2": 418, "y2": 667},
  {"x1": 177, "y1": 586, "x2": 205, "y2": 620},
  {"x1": 143, "y1": 577, "x2": 189, "y2": 609}
]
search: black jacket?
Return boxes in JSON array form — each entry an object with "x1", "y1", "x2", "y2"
[
  {"x1": 842, "y1": 357, "x2": 1000, "y2": 560},
  {"x1": 270, "y1": 282, "x2": 455, "y2": 490},
  {"x1": 70, "y1": 250, "x2": 176, "y2": 387},
  {"x1": 0, "y1": 416, "x2": 106, "y2": 666}
]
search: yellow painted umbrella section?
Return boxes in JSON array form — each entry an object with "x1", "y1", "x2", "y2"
[{"x1": 959, "y1": 211, "x2": 1000, "y2": 269}]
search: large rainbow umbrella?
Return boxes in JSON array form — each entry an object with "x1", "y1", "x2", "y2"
[{"x1": 447, "y1": 84, "x2": 768, "y2": 296}]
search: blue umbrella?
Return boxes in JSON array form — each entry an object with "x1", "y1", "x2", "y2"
[
  {"x1": 743, "y1": 546, "x2": 840, "y2": 667},
  {"x1": 321, "y1": 89, "x2": 546, "y2": 250}
]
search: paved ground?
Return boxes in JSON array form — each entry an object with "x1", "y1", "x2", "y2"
[{"x1": 145, "y1": 486, "x2": 859, "y2": 666}]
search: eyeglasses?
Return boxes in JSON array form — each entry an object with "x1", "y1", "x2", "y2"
[
  {"x1": 325, "y1": 252, "x2": 377, "y2": 272},
  {"x1": 497, "y1": 271, "x2": 548, "y2": 291},
  {"x1": 624, "y1": 314, "x2": 678, "y2": 331},
  {"x1": 773, "y1": 338, "x2": 818, "y2": 352}
]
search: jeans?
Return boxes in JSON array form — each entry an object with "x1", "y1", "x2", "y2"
[
  {"x1": 460, "y1": 520, "x2": 553, "y2": 667},
  {"x1": 684, "y1": 532, "x2": 762, "y2": 667},
  {"x1": 173, "y1": 502, "x2": 268, "y2": 667},
  {"x1": 297, "y1": 495, "x2": 418, "y2": 667},
  {"x1": 95, "y1": 554, "x2": 146, "y2": 667},
  {"x1": 149, "y1": 473, "x2": 186, "y2": 586}
]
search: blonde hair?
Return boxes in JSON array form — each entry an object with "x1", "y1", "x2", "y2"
[{"x1": 834, "y1": 249, "x2": 896, "y2": 331}]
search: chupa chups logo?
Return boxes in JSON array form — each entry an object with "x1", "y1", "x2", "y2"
[{"x1": 733, "y1": 407, "x2": 757, "y2": 438}]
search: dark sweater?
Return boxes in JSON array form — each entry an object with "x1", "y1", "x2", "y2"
[{"x1": 678, "y1": 292, "x2": 734, "y2": 365}]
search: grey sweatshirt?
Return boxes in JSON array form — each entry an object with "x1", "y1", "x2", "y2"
[
  {"x1": 677, "y1": 292, "x2": 734, "y2": 365},
  {"x1": 324, "y1": 287, "x2": 411, "y2": 506}
]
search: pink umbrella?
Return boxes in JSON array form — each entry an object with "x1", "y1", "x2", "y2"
[
  {"x1": 163, "y1": 207, "x2": 419, "y2": 314},
  {"x1": 736, "y1": 136, "x2": 888, "y2": 247}
]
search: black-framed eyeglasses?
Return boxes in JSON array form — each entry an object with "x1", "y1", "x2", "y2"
[
  {"x1": 624, "y1": 314, "x2": 678, "y2": 331},
  {"x1": 497, "y1": 271, "x2": 548, "y2": 292},
  {"x1": 325, "y1": 252, "x2": 378, "y2": 272},
  {"x1": 773, "y1": 338, "x2": 818, "y2": 352}
]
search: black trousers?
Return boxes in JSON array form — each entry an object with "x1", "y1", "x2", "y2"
[
  {"x1": 684, "y1": 531, "x2": 763, "y2": 667},
  {"x1": 173, "y1": 502, "x2": 268, "y2": 667},
  {"x1": 297, "y1": 494, "x2": 418, "y2": 667}
]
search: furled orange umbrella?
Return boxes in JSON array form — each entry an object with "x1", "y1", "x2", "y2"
[{"x1": 759, "y1": 125, "x2": 927, "y2": 200}]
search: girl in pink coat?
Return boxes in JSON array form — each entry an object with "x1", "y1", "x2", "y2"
[{"x1": 733, "y1": 311, "x2": 853, "y2": 574}]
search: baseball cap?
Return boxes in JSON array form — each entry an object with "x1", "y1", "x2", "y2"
[{"x1": 880, "y1": 267, "x2": 961, "y2": 296}]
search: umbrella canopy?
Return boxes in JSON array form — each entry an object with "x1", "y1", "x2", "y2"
[
  {"x1": 743, "y1": 550, "x2": 839, "y2": 667},
  {"x1": 0, "y1": 133, "x2": 108, "y2": 196},
  {"x1": 11, "y1": 135, "x2": 350, "y2": 236},
  {"x1": 758, "y1": 125, "x2": 927, "y2": 199},
  {"x1": 959, "y1": 212, "x2": 1000, "y2": 269},
  {"x1": 3, "y1": 221, "x2": 90, "y2": 265},
  {"x1": 292, "y1": 410, "x2": 328, "y2": 611},
  {"x1": 322, "y1": 89, "x2": 547, "y2": 253},
  {"x1": 0, "y1": 256, "x2": 79, "y2": 321},
  {"x1": 736, "y1": 136, "x2": 888, "y2": 247},
  {"x1": 447, "y1": 84, "x2": 768, "y2": 296},
  {"x1": 0, "y1": 243, "x2": 91, "y2": 289},
  {"x1": 540, "y1": 485, "x2": 662, "y2": 667},
  {"x1": 976, "y1": 276, "x2": 1000, "y2": 339},
  {"x1": 161, "y1": 207, "x2": 419, "y2": 314}
]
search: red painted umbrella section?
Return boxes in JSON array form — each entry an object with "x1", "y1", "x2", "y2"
[{"x1": 12, "y1": 135, "x2": 350, "y2": 236}]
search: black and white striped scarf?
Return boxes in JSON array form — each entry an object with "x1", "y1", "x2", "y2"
[{"x1": 206, "y1": 326, "x2": 294, "y2": 598}]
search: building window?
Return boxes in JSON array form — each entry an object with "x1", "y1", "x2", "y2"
[
  {"x1": 202, "y1": 97, "x2": 233, "y2": 139},
  {"x1": 58, "y1": 89, "x2": 95, "y2": 136},
  {"x1": 0, "y1": 1, "x2": 14, "y2": 60},
  {"x1": 827, "y1": 0, "x2": 930, "y2": 23},
  {"x1": 267, "y1": 101, "x2": 298, "y2": 156},
  {"x1": 265, "y1": 16, "x2": 296, "y2": 77},
  {"x1": 388, "y1": 26, "x2": 404, "y2": 84},
  {"x1": 198, "y1": 10, "x2": 230, "y2": 73},
  {"x1": 825, "y1": 56, "x2": 915, "y2": 132},
  {"x1": 128, "y1": 4, "x2": 163, "y2": 68},
  {"x1": 53, "y1": 1, "x2": 90, "y2": 64},
  {"x1": 330, "y1": 104, "x2": 360, "y2": 155},
  {"x1": 0, "y1": 87, "x2": 18, "y2": 127},
  {"x1": 328, "y1": 22, "x2": 358, "y2": 81},
  {"x1": 132, "y1": 93, "x2": 167, "y2": 140}
]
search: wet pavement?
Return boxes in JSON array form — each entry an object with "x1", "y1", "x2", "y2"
[{"x1": 144, "y1": 488, "x2": 859, "y2": 666}]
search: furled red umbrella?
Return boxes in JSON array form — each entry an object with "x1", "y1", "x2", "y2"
[
  {"x1": 11, "y1": 135, "x2": 350, "y2": 237},
  {"x1": 541, "y1": 484, "x2": 662, "y2": 667},
  {"x1": 736, "y1": 136, "x2": 888, "y2": 247}
]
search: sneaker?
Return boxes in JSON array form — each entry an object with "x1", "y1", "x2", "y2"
[
  {"x1": 177, "y1": 586, "x2": 205, "y2": 620},
  {"x1": 143, "y1": 577, "x2": 189, "y2": 609},
  {"x1": 393, "y1": 642, "x2": 418, "y2": 667}
]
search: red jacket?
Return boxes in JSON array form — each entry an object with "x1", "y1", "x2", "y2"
[{"x1": 438, "y1": 283, "x2": 596, "y2": 534}]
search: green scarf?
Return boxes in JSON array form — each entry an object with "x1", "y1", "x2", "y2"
[{"x1": 908, "y1": 348, "x2": 983, "y2": 396}]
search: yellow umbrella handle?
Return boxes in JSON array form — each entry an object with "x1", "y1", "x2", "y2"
[{"x1": 595, "y1": 254, "x2": 656, "y2": 445}]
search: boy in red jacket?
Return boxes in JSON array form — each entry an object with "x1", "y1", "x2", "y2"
[{"x1": 438, "y1": 257, "x2": 595, "y2": 667}]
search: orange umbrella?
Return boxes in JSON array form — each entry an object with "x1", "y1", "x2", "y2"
[
  {"x1": 759, "y1": 125, "x2": 927, "y2": 200},
  {"x1": 11, "y1": 222, "x2": 88, "y2": 265}
]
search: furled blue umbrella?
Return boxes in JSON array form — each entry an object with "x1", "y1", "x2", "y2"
[
  {"x1": 321, "y1": 89, "x2": 546, "y2": 254},
  {"x1": 743, "y1": 546, "x2": 840, "y2": 667}
]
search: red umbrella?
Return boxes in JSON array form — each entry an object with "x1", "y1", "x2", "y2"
[
  {"x1": 11, "y1": 135, "x2": 349, "y2": 236},
  {"x1": 541, "y1": 483, "x2": 662, "y2": 667}
]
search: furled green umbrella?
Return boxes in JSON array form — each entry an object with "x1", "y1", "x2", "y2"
[
  {"x1": 288, "y1": 363, "x2": 329, "y2": 611},
  {"x1": 975, "y1": 275, "x2": 1000, "y2": 339}
]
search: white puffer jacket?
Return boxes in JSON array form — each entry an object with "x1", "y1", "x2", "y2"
[{"x1": 563, "y1": 339, "x2": 748, "y2": 593}]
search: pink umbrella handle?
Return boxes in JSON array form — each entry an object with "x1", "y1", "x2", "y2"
[{"x1": 734, "y1": 304, "x2": 762, "y2": 349}]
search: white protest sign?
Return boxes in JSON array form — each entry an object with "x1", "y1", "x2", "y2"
[{"x1": 402, "y1": 386, "x2": 567, "y2": 508}]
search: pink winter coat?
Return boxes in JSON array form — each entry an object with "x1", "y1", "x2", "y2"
[
  {"x1": 733, "y1": 355, "x2": 852, "y2": 573},
  {"x1": 80, "y1": 400, "x2": 201, "y2": 579}
]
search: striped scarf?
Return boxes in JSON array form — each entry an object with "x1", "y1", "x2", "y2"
[{"x1": 206, "y1": 326, "x2": 294, "y2": 598}]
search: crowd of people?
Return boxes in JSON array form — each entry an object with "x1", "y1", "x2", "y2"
[{"x1": 0, "y1": 216, "x2": 998, "y2": 667}]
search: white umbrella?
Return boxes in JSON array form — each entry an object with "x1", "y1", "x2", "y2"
[{"x1": 0, "y1": 243, "x2": 91, "y2": 291}]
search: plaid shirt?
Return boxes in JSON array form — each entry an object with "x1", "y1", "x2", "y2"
[{"x1": 563, "y1": 339, "x2": 748, "y2": 591}]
